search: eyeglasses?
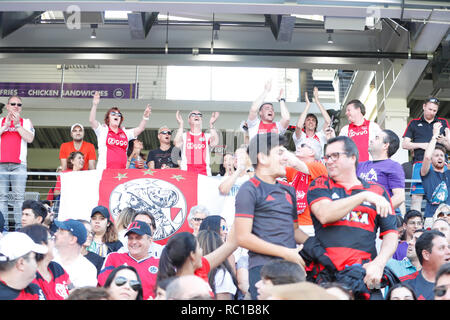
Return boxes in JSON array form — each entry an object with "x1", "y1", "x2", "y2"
[
  {"x1": 192, "y1": 217, "x2": 204, "y2": 222},
  {"x1": 426, "y1": 97, "x2": 440, "y2": 105},
  {"x1": 159, "y1": 130, "x2": 172, "y2": 135},
  {"x1": 9, "y1": 103, "x2": 22, "y2": 107},
  {"x1": 433, "y1": 285, "x2": 450, "y2": 297},
  {"x1": 189, "y1": 113, "x2": 202, "y2": 118},
  {"x1": 110, "y1": 111, "x2": 122, "y2": 117},
  {"x1": 407, "y1": 221, "x2": 423, "y2": 227},
  {"x1": 114, "y1": 276, "x2": 141, "y2": 292},
  {"x1": 322, "y1": 152, "x2": 349, "y2": 162}
]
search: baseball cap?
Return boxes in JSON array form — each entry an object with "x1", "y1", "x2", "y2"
[
  {"x1": 71, "y1": 123, "x2": 84, "y2": 132},
  {"x1": 91, "y1": 205, "x2": 110, "y2": 221},
  {"x1": 125, "y1": 221, "x2": 152, "y2": 237},
  {"x1": 55, "y1": 219, "x2": 87, "y2": 246},
  {"x1": 0, "y1": 232, "x2": 48, "y2": 262}
]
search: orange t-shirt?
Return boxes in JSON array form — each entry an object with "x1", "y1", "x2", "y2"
[
  {"x1": 59, "y1": 141, "x2": 97, "y2": 171},
  {"x1": 286, "y1": 161, "x2": 328, "y2": 226}
]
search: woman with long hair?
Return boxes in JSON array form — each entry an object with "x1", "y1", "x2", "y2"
[
  {"x1": 197, "y1": 230, "x2": 238, "y2": 299},
  {"x1": 103, "y1": 265, "x2": 143, "y2": 300},
  {"x1": 126, "y1": 138, "x2": 148, "y2": 169},
  {"x1": 88, "y1": 206, "x2": 122, "y2": 258},
  {"x1": 89, "y1": 91, "x2": 151, "y2": 170}
]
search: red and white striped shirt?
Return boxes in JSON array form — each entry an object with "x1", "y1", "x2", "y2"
[{"x1": 180, "y1": 131, "x2": 211, "y2": 176}]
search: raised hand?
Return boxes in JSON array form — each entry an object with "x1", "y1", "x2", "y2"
[
  {"x1": 143, "y1": 104, "x2": 152, "y2": 119},
  {"x1": 175, "y1": 111, "x2": 184, "y2": 126},
  {"x1": 210, "y1": 111, "x2": 220, "y2": 126},
  {"x1": 92, "y1": 91, "x2": 100, "y2": 106}
]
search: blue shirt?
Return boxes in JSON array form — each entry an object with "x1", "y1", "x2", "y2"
[{"x1": 385, "y1": 257, "x2": 417, "y2": 278}]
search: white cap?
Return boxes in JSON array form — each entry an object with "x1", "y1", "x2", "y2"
[
  {"x1": 71, "y1": 123, "x2": 84, "y2": 132},
  {"x1": 0, "y1": 232, "x2": 48, "y2": 262}
]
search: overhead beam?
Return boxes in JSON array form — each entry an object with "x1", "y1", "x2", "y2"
[
  {"x1": 127, "y1": 12, "x2": 159, "y2": 39},
  {"x1": 0, "y1": 11, "x2": 43, "y2": 38},
  {"x1": 265, "y1": 14, "x2": 296, "y2": 42}
]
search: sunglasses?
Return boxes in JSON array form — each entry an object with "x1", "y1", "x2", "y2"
[
  {"x1": 9, "y1": 103, "x2": 22, "y2": 107},
  {"x1": 114, "y1": 276, "x2": 141, "y2": 292},
  {"x1": 426, "y1": 97, "x2": 440, "y2": 105},
  {"x1": 192, "y1": 217, "x2": 204, "y2": 222},
  {"x1": 433, "y1": 285, "x2": 449, "y2": 298},
  {"x1": 221, "y1": 225, "x2": 228, "y2": 232},
  {"x1": 189, "y1": 113, "x2": 202, "y2": 118},
  {"x1": 159, "y1": 130, "x2": 172, "y2": 135},
  {"x1": 110, "y1": 111, "x2": 122, "y2": 117}
]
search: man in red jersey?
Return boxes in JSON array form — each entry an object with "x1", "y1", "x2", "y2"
[{"x1": 174, "y1": 109, "x2": 219, "y2": 176}]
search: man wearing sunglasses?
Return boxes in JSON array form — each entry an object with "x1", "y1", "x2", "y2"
[
  {"x1": 434, "y1": 262, "x2": 450, "y2": 300},
  {"x1": 146, "y1": 126, "x2": 180, "y2": 169},
  {"x1": 307, "y1": 136, "x2": 398, "y2": 299},
  {"x1": 174, "y1": 109, "x2": 219, "y2": 176},
  {"x1": 402, "y1": 97, "x2": 450, "y2": 212},
  {"x1": 0, "y1": 95, "x2": 35, "y2": 230}
]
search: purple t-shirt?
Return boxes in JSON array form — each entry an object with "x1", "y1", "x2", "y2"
[{"x1": 357, "y1": 159, "x2": 405, "y2": 197}]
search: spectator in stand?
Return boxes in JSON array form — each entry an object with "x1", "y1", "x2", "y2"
[
  {"x1": 88, "y1": 206, "x2": 122, "y2": 258},
  {"x1": 218, "y1": 152, "x2": 235, "y2": 177},
  {"x1": 392, "y1": 210, "x2": 424, "y2": 261},
  {"x1": 103, "y1": 265, "x2": 143, "y2": 300},
  {"x1": 400, "y1": 230, "x2": 450, "y2": 300},
  {"x1": 115, "y1": 207, "x2": 136, "y2": 247},
  {"x1": 307, "y1": 136, "x2": 398, "y2": 299},
  {"x1": 199, "y1": 215, "x2": 229, "y2": 243},
  {"x1": 338, "y1": 99, "x2": 382, "y2": 162},
  {"x1": 292, "y1": 87, "x2": 331, "y2": 157},
  {"x1": 97, "y1": 221, "x2": 159, "y2": 300},
  {"x1": 432, "y1": 219, "x2": 450, "y2": 243},
  {"x1": 20, "y1": 200, "x2": 48, "y2": 228},
  {"x1": 197, "y1": 229, "x2": 238, "y2": 300},
  {"x1": 89, "y1": 91, "x2": 151, "y2": 170},
  {"x1": 385, "y1": 283, "x2": 417, "y2": 300},
  {"x1": 234, "y1": 133, "x2": 307, "y2": 300},
  {"x1": 386, "y1": 228, "x2": 424, "y2": 279},
  {"x1": 165, "y1": 275, "x2": 212, "y2": 300},
  {"x1": 78, "y1": 219, "x2": 104, "y2": 275},
  {"x1": 284, "y1": 137, "x2": 327, "y2": 237},
  {"x1": 53, "y1": 151, "x2": 85, "y2": 199},
  {"x1": 153, "y1": 276, "x2": 176, "y2": 300},
  {"x1": 0, "y1": 95, "x2": 35, "y2": 230},
  {"x1": 320, "y1": 282, "x2": 355, "y2": 300},
  {"x1": 126, "y1": 138, "x2": 148, "y2": 169},
  {"x1": 156, "y1": 228, "x2": 238, "y2": 298},
  {"x1": 420, "y1": 122, "x2": 450, "y2": 225},
  {"x1": 433, "y1": 203, "x2": 450, "y2": 225},
  {"x1": 187, "y1": 205, "x2": 210, "y2": 237},
  {"x1": 255, "y1": 259, "x2": 306, "y2": 300},
  {"x1": 434, "y1": 262, "x2": 450, "y2": 300},
  {"x1": 174, "y1": 109, "x2": 219, "y2": 176},
  {"x1": 402, "y1": 97, "x2": 449, "y2": 212},
  {"x1": 20, "y1": 224, "x2": 70, "y2": 300},
  {"x1": 0, "y1": 232, "x2": 47, "y2": 300},
  {"x1": 357, "y1": 129, "x2": 405, "y2": 214},
  {"x1": 246, "y1": 81, "x2": 290, "y2": 142},
  {"x1": 67, "y1": 287, "x2": 110, "y2": 300},
  {"x1": 147, "y1": 126, "x2": 180, "y2": 169},
  {"x1": 53, "y1": 219, "x2": 98, "y2": 289},
  {"x1": 59, "y1": 123, "x2": 96, "y2": 171}
]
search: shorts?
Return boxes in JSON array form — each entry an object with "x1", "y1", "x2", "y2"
[{"x1": 410, "y1": 162, "x2": 424, "y2": 195}]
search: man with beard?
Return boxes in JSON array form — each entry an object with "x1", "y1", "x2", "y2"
[
  {"x1": 420, "y1": 122, "x2": 450, "y2": 222},
  {"x1": 246, "y1": 81, "x2": 290, "y2": 142},
  {"x1": 147, "y1": 125, "x2": 180, "y2": 169},
  {"x1": 59, "y1": 123, "x2": 97, "y2": 170}
]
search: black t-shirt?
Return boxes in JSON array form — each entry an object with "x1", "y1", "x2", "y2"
[{"x1": 146, "y1": 146, "x2": 180, "y2": 169}]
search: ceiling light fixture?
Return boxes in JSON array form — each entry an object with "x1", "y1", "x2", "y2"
[
  {"x1": 326, "y1": 29, "x2": 334, "y2": 44},
  {"x1": 90, "y1": 24, "x2": 98, "y2": 39}
]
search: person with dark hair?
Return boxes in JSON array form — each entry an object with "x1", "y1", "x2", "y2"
[
  {"x1": 78, "y1": 219, "x2": 104, "y2": 275},
  {"x1": 88, "y1": 206, "x2": 122, "y2": 258},
  {"x1": 385, "y1": 283, "x2": 417, "y2": 300},
  {"x1": 420, "y1": 122, "x2": 450, "y2": 223},
  {"x1": 67, "y1": 286, "x2": 110, "y2": 300},
  {"x1": 20, "y1": 224, "x2": 71, "y2": 300},
  {"x1": 126, "y1": 138, "x2": 148, "y2": 169},
  {"x1": 320, "y1": 282, "x2": 355, "y2": 300},
  {"x1": 59, "y1": 123, "x2": 96, "y2": 171},
  {"x1": 235, "y1": 133, "x2": 307, "y2": 300},
  {"x1": 21, "y1": 200, "x2": 48, "y2": 228},
  {"x1": 400, "y1": 230, "x2": 449, "y2": 300},
  {"x1": 392, "y1": 210, "x2": 424, "y2": 261},
  {"x1": 199, "y1": 215, "x2": 229, "y2": 243},
  {"x1": 307, "y1": 136, "x2": 398, "y2": 299},
  {"x1": 197, "y1": 230, "x2": 238, "y2": 299},
  {"x1": 97, "y1": 221, "x2": 159, "y2": 300},
  {"x1": 434, "y1": 262, "x2": 450, "y2": 300},
  {"x1": 255, "y1": 259, "x2": 306, "y2": 300},
  {"x1": 402, "y1": 97, "x2": 449, "y2": 212},
  {"x1": 357, "y1": 129, "x2": 405, "y2": 214},
  {"x1": 292, "y1": 87, "x2": 331, "y2": 157},
  {"x1": 153, "y1": 276, "x2": 177, "y2": 300},
  {"x1": 156, "y1": 228, "x2": 238, "y2": 298},
  {"x1": 0, "y1": 95, "x2": 35, "y2": 230},
  {"x1": 103, "y1": 265, "x2": 143, "y2": 300},
  {"x1": 339, "y1": 99, "x2": 382, "y2": 162},
  {"x1": 89, "y1": 91, "x2": 151, "y2": 170},
  {"x1": 246, "y1": 81, "x2": 290, "y2": 142}
]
